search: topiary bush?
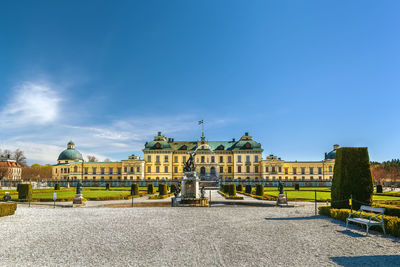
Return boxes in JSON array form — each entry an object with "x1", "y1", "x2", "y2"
[
  {"x1": 106, "y1": 183, "x2": 110, "y2": 190},
  {"x1": 0, "y1": 203, "x2": 17, "y2": 217},
  {"x1": 245, "y1": 185, "x2": 252, "y2": 194},
  {"x1": 377, "y1": 184, "x2": 383, "y2": 194},
  {"x1": 17, "y1": 183, "x2": 32, "y2": 200},
  {"x1": 147, "y1": 184, "x2": 154, "y2": 194},
  {"x1": 54, "y1": 183, "x2": 60, "y2": 190},
  {"x1": 228, "y1": 184, "x2": 237, "y2": 196},
  {"x1": 170, "y1": 183, "x2": 177, "y2": 193},
  {"x1": 159, "y1": 184, "x2": 168, "y2": 196},
  {"x1": 294, "y1": 183, "x2": 300, "y2": 191},
  {"x1": 131, "y1": 184, "x2": 139, "y2": 196},
  {"x1": 256, "y1": 184, "x2": 264, "y2": 196},
  {"x1": 331, "y1": 147, "x2": 373, "y2": 210},
  {"x1": 237, "y1": 184, "x2": 243, "y2": 192}
]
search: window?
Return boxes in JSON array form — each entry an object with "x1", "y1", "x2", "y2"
[
  {"x1": 238, "y1": 156, "x2": 242, "y2": 163},
  {"x1": 174, "y1": 166, "x2": 178, "y2": 173},
  {"x1": 301, "y1": 168, "x2": 305, "y2": 175},
  {"x1": 220, "y1": 166, "x2": 223, "y2": 173},
  {"x1": 246, "y1": 156, "x2": 250, "y2": 163},
  {"x1": 266, "y1": 166, "x2": 269, "y2": 172},
  {"x1": 74, "y1": 166, "x2": 78, "y2": 172},
  {"x1": 101, "y1": 168, "x2": 105, "y2": 175},
  {"x1": 156, "y1": 166, "x2": 160, "y2": 173},
  {"x1": 174, "y1": 156, "x2": 178, "y2": 163},
  {"x1": 255, "y1": 156, "x2": 259, "y2": 163},
  {"x1": 219, "y1": 156, "x2": 223, "y2": 163},
  {"x1": 201, "y1": 156, "x2": 205, "y2": 163},
  {"x1": 228, "y1": 156, "x2": 232, "y2": 163},
  {"x1": 255, "y1": 166, "x2": 258, "y2": 173},
  {"x1": 182, "y1": 156, "x2": 186, "y2": 163},
  {"x1": 310, "y1": 176, "x2": 313, "y2": 180},
  {"x1": 147, "y1": 155, "x2": 151, "y2": 162},
  {"x1": 147, "y1": 166, "x2": 151, "y2": 173},
  {"x1": 293, "y1": 168, "x2": 297, "y2": 174},
  {"x1": 156, "y1": 156, "x2": 160, "y2": 163},
  {"x1": 228, "y1": 166, "x2": 232, "y2": 173},
  {"x1": 84, "y1": 168, "x2": 88, "y2": 174},
  {"x1": 117, "y1": 167, "x2": 121, "y2": 174},
  {"x1": 293, "y1": 176, "x2": 297, "y2": 180},
  {"x1": 278, "y1": 167, "x2": 282, "y2": 173},
  {"x1": 238, "y1": 166, "x2": 241, "y2": 173},
  {"x1": 329, "y1": 166, "x2": 333, "y2": 172},
  {"x1": 130, "y1": 167, "x2": 134, "y2": 172},
  {"x1": 124, "y1": 167, "x2": 127, "y2": 172},
  {"x1": 246, "y1": 166, "x2": 250, "y2": 173},
  {"x1": 272, "y1": 166, "x2": 276, "y2": 173},
  {"x1": 137, "y1": 167, "x2": 140, "y2": 172},
  {"x1": 164, "y1": 166, "x2": 168, "y2": 173},
  {"x1": 92, "y1": 167, "x2": 97, "y2": 174},
  {"x1": 164, "y1": 155, "x2": 168, "y2": 162},
  {"x1": 318, "y1": 167, "x2": 322, "y2": 174},
  {"x1": 211, "y1": 156, "x2": 215, "y2": 163},
  {"x1": 109, "y1": 168, "x2": 113, "y2": 174},
  {"x1": 309, "y1": 167, "x2": 313, "y2": 174}
]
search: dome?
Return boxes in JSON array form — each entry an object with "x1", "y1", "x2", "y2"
[
  {"x1": 58, "y1": 141, "x2": 83, "y2": 161},
  {"x1": 144, "y1": 141, "x2": 171, "y2": 150},
  {"x1": 325, "y1": 150, "x2": 336, "y2": 160}
]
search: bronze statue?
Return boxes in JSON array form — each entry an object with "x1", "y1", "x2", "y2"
[
  {"x1": 278, "y1": 180, "x2": 284, "y2": 194},
  {"x1": 76, "y1": 181, "x2": 83, "y2": 194},
  {"x1": 183, "y1": 151, "x2": 196, "y2": 172}
]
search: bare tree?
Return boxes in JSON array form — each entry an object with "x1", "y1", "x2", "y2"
[
  {"x1": 2, "y1": 149, "x2": 12, "y2": 159},
  {"x1": 103, "y1": 158, "x2": 111, "y2": 162},
  {"x1": 87, "y1": 155, "x2": 98, "y2": 162},
  {"x1": 13, "y1": 149, "x2": 27, "y2": 166}
]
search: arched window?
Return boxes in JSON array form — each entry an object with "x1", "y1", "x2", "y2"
[
  {"x1": 74, "y1": 166, "x2": 78, "y2": 173},
  {"x1": 200, "y1": 167, "x2": 206, "y2": 175},
  {"x1": 210, "y1": 167, "x2": 216, "y2": 175}
]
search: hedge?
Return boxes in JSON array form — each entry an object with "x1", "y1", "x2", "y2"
[
  {"x1": 376, "y1": 185, "x2": 383, "y2": 194},
  {"x1": 256, "y1": 184, "x2": 264, "y2": 196},
  {"x1": 17, "y1": 183, "x2": 32, "y2": 200},
  {"x1": 373, "y1": 203, "x2": 400, "y2": 218},
  {"x1": 318, "y1": 206, "x2": 400, "y2": 237},
  {"x1": 294, "y1": 183, "x2": 300, "y2": 191},
  {"x1": 170, "y1": 183, "x2": 177, "y2": 193},
  {"x1": 106, "y1": 183, "x2": 110, "y2": 190},
  {"x1": 0, "y1": 203, "x2": 17, "y2": 217},
  {"x1": 245, "y1": 185, "x2": 252, "y2": 194},
  {"x1": 219, "y1": 190, "x2": 243, "y2": 200},
  {"x1": 331, "y1": 147, "x2": 373, "y2": 210},
  {"x1": 237, "y1": 184, "x2": 243, "y2": 192},
  {"x1": 54, "y1": 183, "x2": 61, "y2": 190},
  {"x1": 147, "y1": 184, "x2": 154, "y2": 194},
  {"x1": 159, "y1": 184, "x2": 168, "y2": 196},
  {"x1": 131, "y1": 184, "x2": 139, "y2": 196},
  {"x1": 228, "y1": 184, "x2": 236, "y2": 196}
]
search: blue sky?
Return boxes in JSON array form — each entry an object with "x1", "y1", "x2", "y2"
[{"x1": 0, "y1": 0, "x2": 399, "y2": 164}]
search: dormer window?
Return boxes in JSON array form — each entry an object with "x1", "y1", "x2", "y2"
[
  {"x1": 154, "y1": 143, "x2": 161, "y2": 149},
  {"x1": 216, "y1": 145, "x2": 224, "y2": 150},
  {"x1": 180, "y1": 145, "x2": 187, "y2": 150},
  {"x1": 244, "y1": 142, "x2": 252, "y2": 149}
]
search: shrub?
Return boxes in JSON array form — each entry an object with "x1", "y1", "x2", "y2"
[
  {"x1": 228, "y1": 184, "x2": 237, "y2": 196},
  {"x1": 331, "y1": 147, "x2": 373, "y2": 210},
  {"x1": 318, "y1": 206, "x2": 331, "y2": 217},
  {"x1": 0, "y1": 203, "x2": 17, "y2": 217},
  {"x1": 255, "y1": 184, "x2": 264, "y2": 196},
  {"x1": 294, "y1": 183, "x2": 300, "y2": 191},
  {"x1": 245, "y1": 185, "x2": 252, "y2": 194},
  {"x1": 106, "y1": 183, "x2": 110, "y2": 190},
  {"x1": 170, "y1": 183, "x2": 177, "y2": 193},
  {"x1": 131, "y1": 184, "x2": 139, "y2": 196},
  {"x1": 147, "y1": 184, "x2": 154, "y2": 194},
  {"x1": 237, "y1": 184, "x2": 243, "y2": 192},
  {"x1": 54, "y1": 183, "x2": 60, "y2": 190},
  {"x1": 376, "y1": 184, "x2": 383, "y2": 194},
  {"x1": 17, "y1": 183, "x2": 32, "y2": 200},
  {"x1": 373, "y1": 203, "x2": 400, "y2": 218},
  {"x1": 159, "y1": 184, "x2": 168, "y2": 196}
]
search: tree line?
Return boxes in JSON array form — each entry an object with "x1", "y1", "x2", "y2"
[{"x1": 371, "y1": 159, "x2": 400, "y2": 184}]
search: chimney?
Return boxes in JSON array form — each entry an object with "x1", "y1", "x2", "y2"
[
  {"x1": 333, "y1": 144, "x2": 339, "y2": 150},
  {"x1": 232, "y1": 138, "x2": 236, "y2": 142}
]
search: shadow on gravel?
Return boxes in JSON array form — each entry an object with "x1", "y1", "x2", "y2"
[
  {"x1": 264, "y1": 215, "x2": 320, "y2": 221},
  {"x1": 336, "y1": 230, "x2": 366, "y2": 238},
  {"x1": 330, "y1": 255, "x2": 400, "y2": 266}
]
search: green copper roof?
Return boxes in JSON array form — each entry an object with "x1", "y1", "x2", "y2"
[
  {"x1": 57, "y1": 148, "x2": 83, "y2": 161},
  {"x1": 143, "y1": 140, "x2": 262, "y2": 151}
]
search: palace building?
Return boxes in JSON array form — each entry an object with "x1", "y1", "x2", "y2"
[{"x1": 52, "y1": 133, "x2": 337, "y2": 182}]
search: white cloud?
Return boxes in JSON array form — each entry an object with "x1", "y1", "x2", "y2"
[{"x1": 0, "y1": 82, "x2": 60, "y2": 127}]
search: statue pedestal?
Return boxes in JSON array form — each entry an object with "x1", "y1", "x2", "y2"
[
  {"x1": 276, "y1": 193, "x2": 287, "y2": 206},
  {"x1": 73, "y1": 194, "x2": 85, "y2": 207},
  {"x1": 178, "y1": 171, "x2": 208, "y2": 207}
]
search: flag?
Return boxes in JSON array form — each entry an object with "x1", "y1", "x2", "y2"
[{"x1": 198, "y1": 120, "x2": 203, "y2": 125}]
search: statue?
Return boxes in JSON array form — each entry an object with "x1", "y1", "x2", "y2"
[
  {"x1": 76, "y1": 181, "x2": 83, "y2": 194},
  {"x1": 174, "y1": 185, "x2": 180, "y2": 198},
  {"x1": 183, "y1": 151, "x2": 196, "y2": 172},
  {"x1": 278, "y1": 180, "x2": 284, "y2": 194},
  {"x1": 201, "y1": 186, "x2": 205, "y2": 198}
]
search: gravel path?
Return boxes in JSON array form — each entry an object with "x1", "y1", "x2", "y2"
[{"x1": 1, "y1": 205, "x2": 399, "y2": 266}]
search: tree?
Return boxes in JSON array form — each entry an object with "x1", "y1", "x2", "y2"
[
  {"x1": 331, "y1": 147, "x2": 373, "y2": 210},
  {"x1": 13, "y1": 149, "x2": 27, "y2": 166},
  {"x1": 87, "y1": 155, "x2": 98, "y2": 162},
  {"x1": 103, "y1": 158, "x2": 111, "y2": 162}
]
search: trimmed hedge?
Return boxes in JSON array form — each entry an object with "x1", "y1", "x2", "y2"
[
  {"x1": 131, "y1": 184, "x2": 139, "y2": 196},
  {"x1": 54, "y1": 183, "x2": 61, "y2": 190},
  {"x1": 245, "y1": 185, "x2": 252, "y2": 194},
  {"x1": 294, "y1": 183, "x2": 300, "y2": 191},
  {"x1": 376, "y1": 185, "x2": 383, "y2": 194},
  {"x1": 159, "y1": 184, "x2": 168, "y2": 196},
  {"x1": 147, "y1": 184, "x2": 154, "y2": 194},
  {"x1": 318, "y1": 206, "x2": 400, "y2": 237},
  {"x1": 373, "y1": 203, "x2": 400, "y2": 218},
  {"x1": 17, "y1": 183, "x2": 32, "y2": 200},
  {"x1": 0, "y1": 203, "x2": 17, "y2": 217},
  {"x1": 237, "y1": 184, "x2": 243, "y2": 192},
  {"x1": 106, "y1": 183, "x2": 110, "y2": 190},
  {"x1": 331, "y1": 147, "x2": 373, "y2": 210},
  {"x1": 228, "y1": 184, "x2": 236, "y2": 196},
  {"x1": 256, "y1": 184, "x2": 264, "y2": 196},
  {"x1": 170, "y1": 183, "x2": 177, "y2": 193}
]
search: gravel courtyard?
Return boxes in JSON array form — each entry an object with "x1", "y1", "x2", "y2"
[{"x1": 1, "y1": 205, "x2": 399, "y2": 266}]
